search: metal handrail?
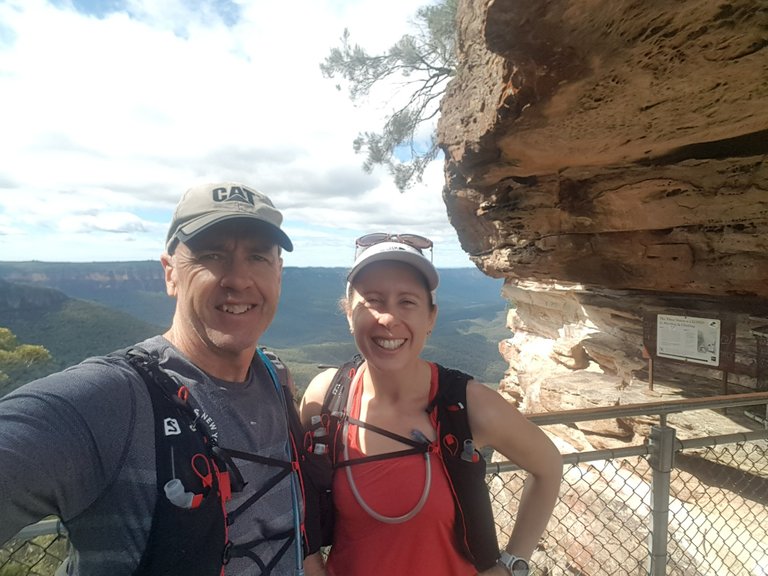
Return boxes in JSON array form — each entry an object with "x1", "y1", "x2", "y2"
[
  {"x1": 525, "y1": 391, "x2": 768, "y2": 426},
  {"x1": 489, "y1": 392, "x2": 768, "y2": 474},
  {"x1": 488, "y1": 428, "x2": 768, "y2": 474},
  {"x1": 13, "y1": 518, "x2": 67, "y2": 541}
]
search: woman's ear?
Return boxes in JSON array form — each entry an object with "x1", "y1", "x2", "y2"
[
  {"x1": 345, "y1": 303, "x2": 355, "y2": 334},
  {"x1": 428, "y1": 304, "x2": 438, "y2": 334},
  {"x1": 341, "y1": 296, "x2": 355, "y2": 333}
]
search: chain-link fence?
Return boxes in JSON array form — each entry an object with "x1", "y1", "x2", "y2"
[
  {"x1": 501, "y1": 391, "x2": 768, "y2": 576},
  {"x1": 3, "y1": 394, "x2": 768, "y2": 576},
  {"x1": 489, "y1": 437, "x2": 768, "y2": 575}
]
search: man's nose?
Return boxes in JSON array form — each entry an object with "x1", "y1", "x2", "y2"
[{"x1": 219, "y1": 258, "x2": 253, "y2": 291}]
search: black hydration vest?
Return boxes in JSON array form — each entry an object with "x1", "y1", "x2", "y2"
[
  {"x1": 121, "y1": 347, "x2": 330, "y2": 576},
  {"x1": 319, "y1": 358, "x2": 499, "y2": 572}
]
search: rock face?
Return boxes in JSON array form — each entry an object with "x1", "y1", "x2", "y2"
[{"x1": 438, "y1": 0, "x2": 768, "y2": 421}]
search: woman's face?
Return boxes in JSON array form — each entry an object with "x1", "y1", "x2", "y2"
[{"x1": 346, "y1": 260, "x2": 437, "y2": 372}]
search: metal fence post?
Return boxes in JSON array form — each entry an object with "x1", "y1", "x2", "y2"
[
  {"x1": 750, "y1": 326, "x2": 768, "y2": 427},
  {"x1": 647, "y1": 421, "x2": 676, "y2": 576}
]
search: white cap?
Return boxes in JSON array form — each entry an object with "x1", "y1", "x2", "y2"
[{"x1": 347, "y1": 241, "x2": 439, "y2": 301}]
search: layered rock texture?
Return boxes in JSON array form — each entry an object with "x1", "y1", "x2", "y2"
[{"x1": 438, "y1": 0, "x2": 768, "y2": 429}]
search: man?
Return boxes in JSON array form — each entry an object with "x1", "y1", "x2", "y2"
[{"x1": 0, "y1": 182, "x2": 325, "y2": 575}]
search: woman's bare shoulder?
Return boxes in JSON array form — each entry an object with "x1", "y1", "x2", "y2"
[{"x1": 299, "y1": 367, "x2": 339, "y2": 426}]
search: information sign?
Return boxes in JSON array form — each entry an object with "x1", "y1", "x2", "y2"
[{"x1": 656, "y1": 314, "x2": 721, "y2": 366}]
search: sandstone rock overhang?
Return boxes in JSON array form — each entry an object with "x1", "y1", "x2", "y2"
[{"x1": 438, "y1": 0, "x2": 768, "y2": 299}]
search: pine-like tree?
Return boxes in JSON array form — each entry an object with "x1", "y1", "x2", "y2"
[
  {"x1": 0, "y1": 327, "x2": 51, "y2": 395},
  {"x1": 321, "y1": 0, "x2": 457, "y2": 192}
]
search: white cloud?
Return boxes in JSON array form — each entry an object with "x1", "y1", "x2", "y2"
[{"x1": 0, "y1": 0, "x2": 473, "y2": 267}]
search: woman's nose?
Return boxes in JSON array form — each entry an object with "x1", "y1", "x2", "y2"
[{"x1": 375, "y1": 310, "x2": 398, "y2": 328}]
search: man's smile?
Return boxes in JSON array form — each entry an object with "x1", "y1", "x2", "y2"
[{"x1": 219, "y1": 303, "x2": 255, "y2": 314}]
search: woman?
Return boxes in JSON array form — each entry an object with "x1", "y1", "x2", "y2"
[{"x1": 300, "y1": 233, "x2": 562, "y2": 576}]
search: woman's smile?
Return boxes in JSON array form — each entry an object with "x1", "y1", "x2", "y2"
[{"x1": 374, "y1": 337, "x2": 406, "y2": 350}]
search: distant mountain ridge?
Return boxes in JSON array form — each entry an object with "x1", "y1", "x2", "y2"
[
  {"x1": 0, "y1": 261, "x2": 510, "y2": 392},
  {"x1": 0, "y1": 261, "x2": 169, "y2": 326},
  {"x1": 0, "y1": 278, "x2": 165, "y2": 394}
]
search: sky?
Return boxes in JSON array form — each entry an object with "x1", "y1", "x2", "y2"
[{"x1": 0, "y1": 0, "x2": 475, "y2": 268}]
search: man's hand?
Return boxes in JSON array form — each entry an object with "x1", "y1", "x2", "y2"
[{"x1": 304, "y1": 552, "x2": 327, "y2": 576}]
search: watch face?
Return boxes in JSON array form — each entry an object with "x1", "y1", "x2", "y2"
[{"x1": 511, "y1": 559, "x2": 529, "y2": 575}]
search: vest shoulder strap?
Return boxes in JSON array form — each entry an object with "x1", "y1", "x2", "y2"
[
  {"x1": 321, "y1": 354, "x2": 364, "y2": 418},
  {"x1": 259, "y1": 347, "x2": 334, "y2": 555},
  {"x1": 117, "y1": 346, "x2": 229, "y2": 576},
  {"x1": 259, "y1": 347, "x2": 295, "y2": 395},
  {"x1": 431, "y1": 364, "x2": 500, "y2": 572},
  {"x1": 429, "y1": 364, "x2": 475, "y2": 444},
  {"x1": 429, "y1": 365, "x2": 472, "y2": 408}
]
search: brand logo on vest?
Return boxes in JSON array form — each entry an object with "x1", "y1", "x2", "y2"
[
  {"x1": 211, "y1": 185, "x2": 258, "y2": 206},
  {"x1": 163, "y1": 417, "x2": 181, "y2": 436},
  {"x1": 193, "y1": 408, "x2": 219, "y2": 440}
]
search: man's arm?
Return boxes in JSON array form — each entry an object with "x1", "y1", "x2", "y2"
[{"x1": 0, "y1": 360, "x2": 136, "y2": 545}]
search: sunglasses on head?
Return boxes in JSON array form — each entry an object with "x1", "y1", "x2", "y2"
[{"x1": 354, "y1": 233, "x2": 434, "y2": 260}]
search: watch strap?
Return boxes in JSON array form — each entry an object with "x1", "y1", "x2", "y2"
[{"x1": 498, "y1": 550, "x2": 530, "y2": 575}]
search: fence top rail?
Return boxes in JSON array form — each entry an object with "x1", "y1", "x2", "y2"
[
  {"x1": 489, "y1": 428, "x2": 768, "y2": 474},
  {"x1": 13, "y1": 518, "x2": 66, "y2": 541},
  {"x1": 525, "y1": 391, "x2": 768, "y2": 426}
]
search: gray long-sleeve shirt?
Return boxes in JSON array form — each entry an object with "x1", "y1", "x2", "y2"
[{"x1": 0, "y1": 335, "x2": 297, "y2": 575}]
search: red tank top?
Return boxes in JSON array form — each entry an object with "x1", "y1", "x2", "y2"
[{"x1": 326, "y1": 364, "x2": 477, "y2": 576}]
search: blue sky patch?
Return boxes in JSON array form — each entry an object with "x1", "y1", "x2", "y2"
[
  {"x1": 50, "y1": 0, "x2": 241, "y2": 26},
  {"x1": 51, "y1": 0, "x2": 126, "y2": 19}
]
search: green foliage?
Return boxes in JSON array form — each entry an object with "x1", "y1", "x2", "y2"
[
  {"x1": 321, "y1": 0, "x2": 458, "y2": 191},
  {"x1": 0, "y1": 327, "x2": 52, "y2": 393},
  {"x1": 32, "y1": 299, "x2": 161, "y2": 367},
  {"x1": 266, "y1": 341, "x2": 361, "y2": 394},
  {"x1": 0, "y1": 564, "x2": 28, "y2": 576},
  {"x1": 1, "y1": 290, "x2": 163, "y2": 396}
]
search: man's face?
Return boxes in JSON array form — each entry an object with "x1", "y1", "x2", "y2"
[{"x1": 161, "y1": 221, "x2": 282, "y2": 368}]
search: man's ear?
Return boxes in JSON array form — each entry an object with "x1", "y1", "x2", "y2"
[{"x1": 160, "y1": 253, "x2": 177, "y2": 297}]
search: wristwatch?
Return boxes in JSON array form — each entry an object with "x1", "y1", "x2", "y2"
[{"x1": 498, "y1": 550, "x2": 530, "y2": 575}]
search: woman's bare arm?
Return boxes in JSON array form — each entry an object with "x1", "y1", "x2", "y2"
[{"x1": 467, "y1": 381, "x2": 563, "y2": 561}]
